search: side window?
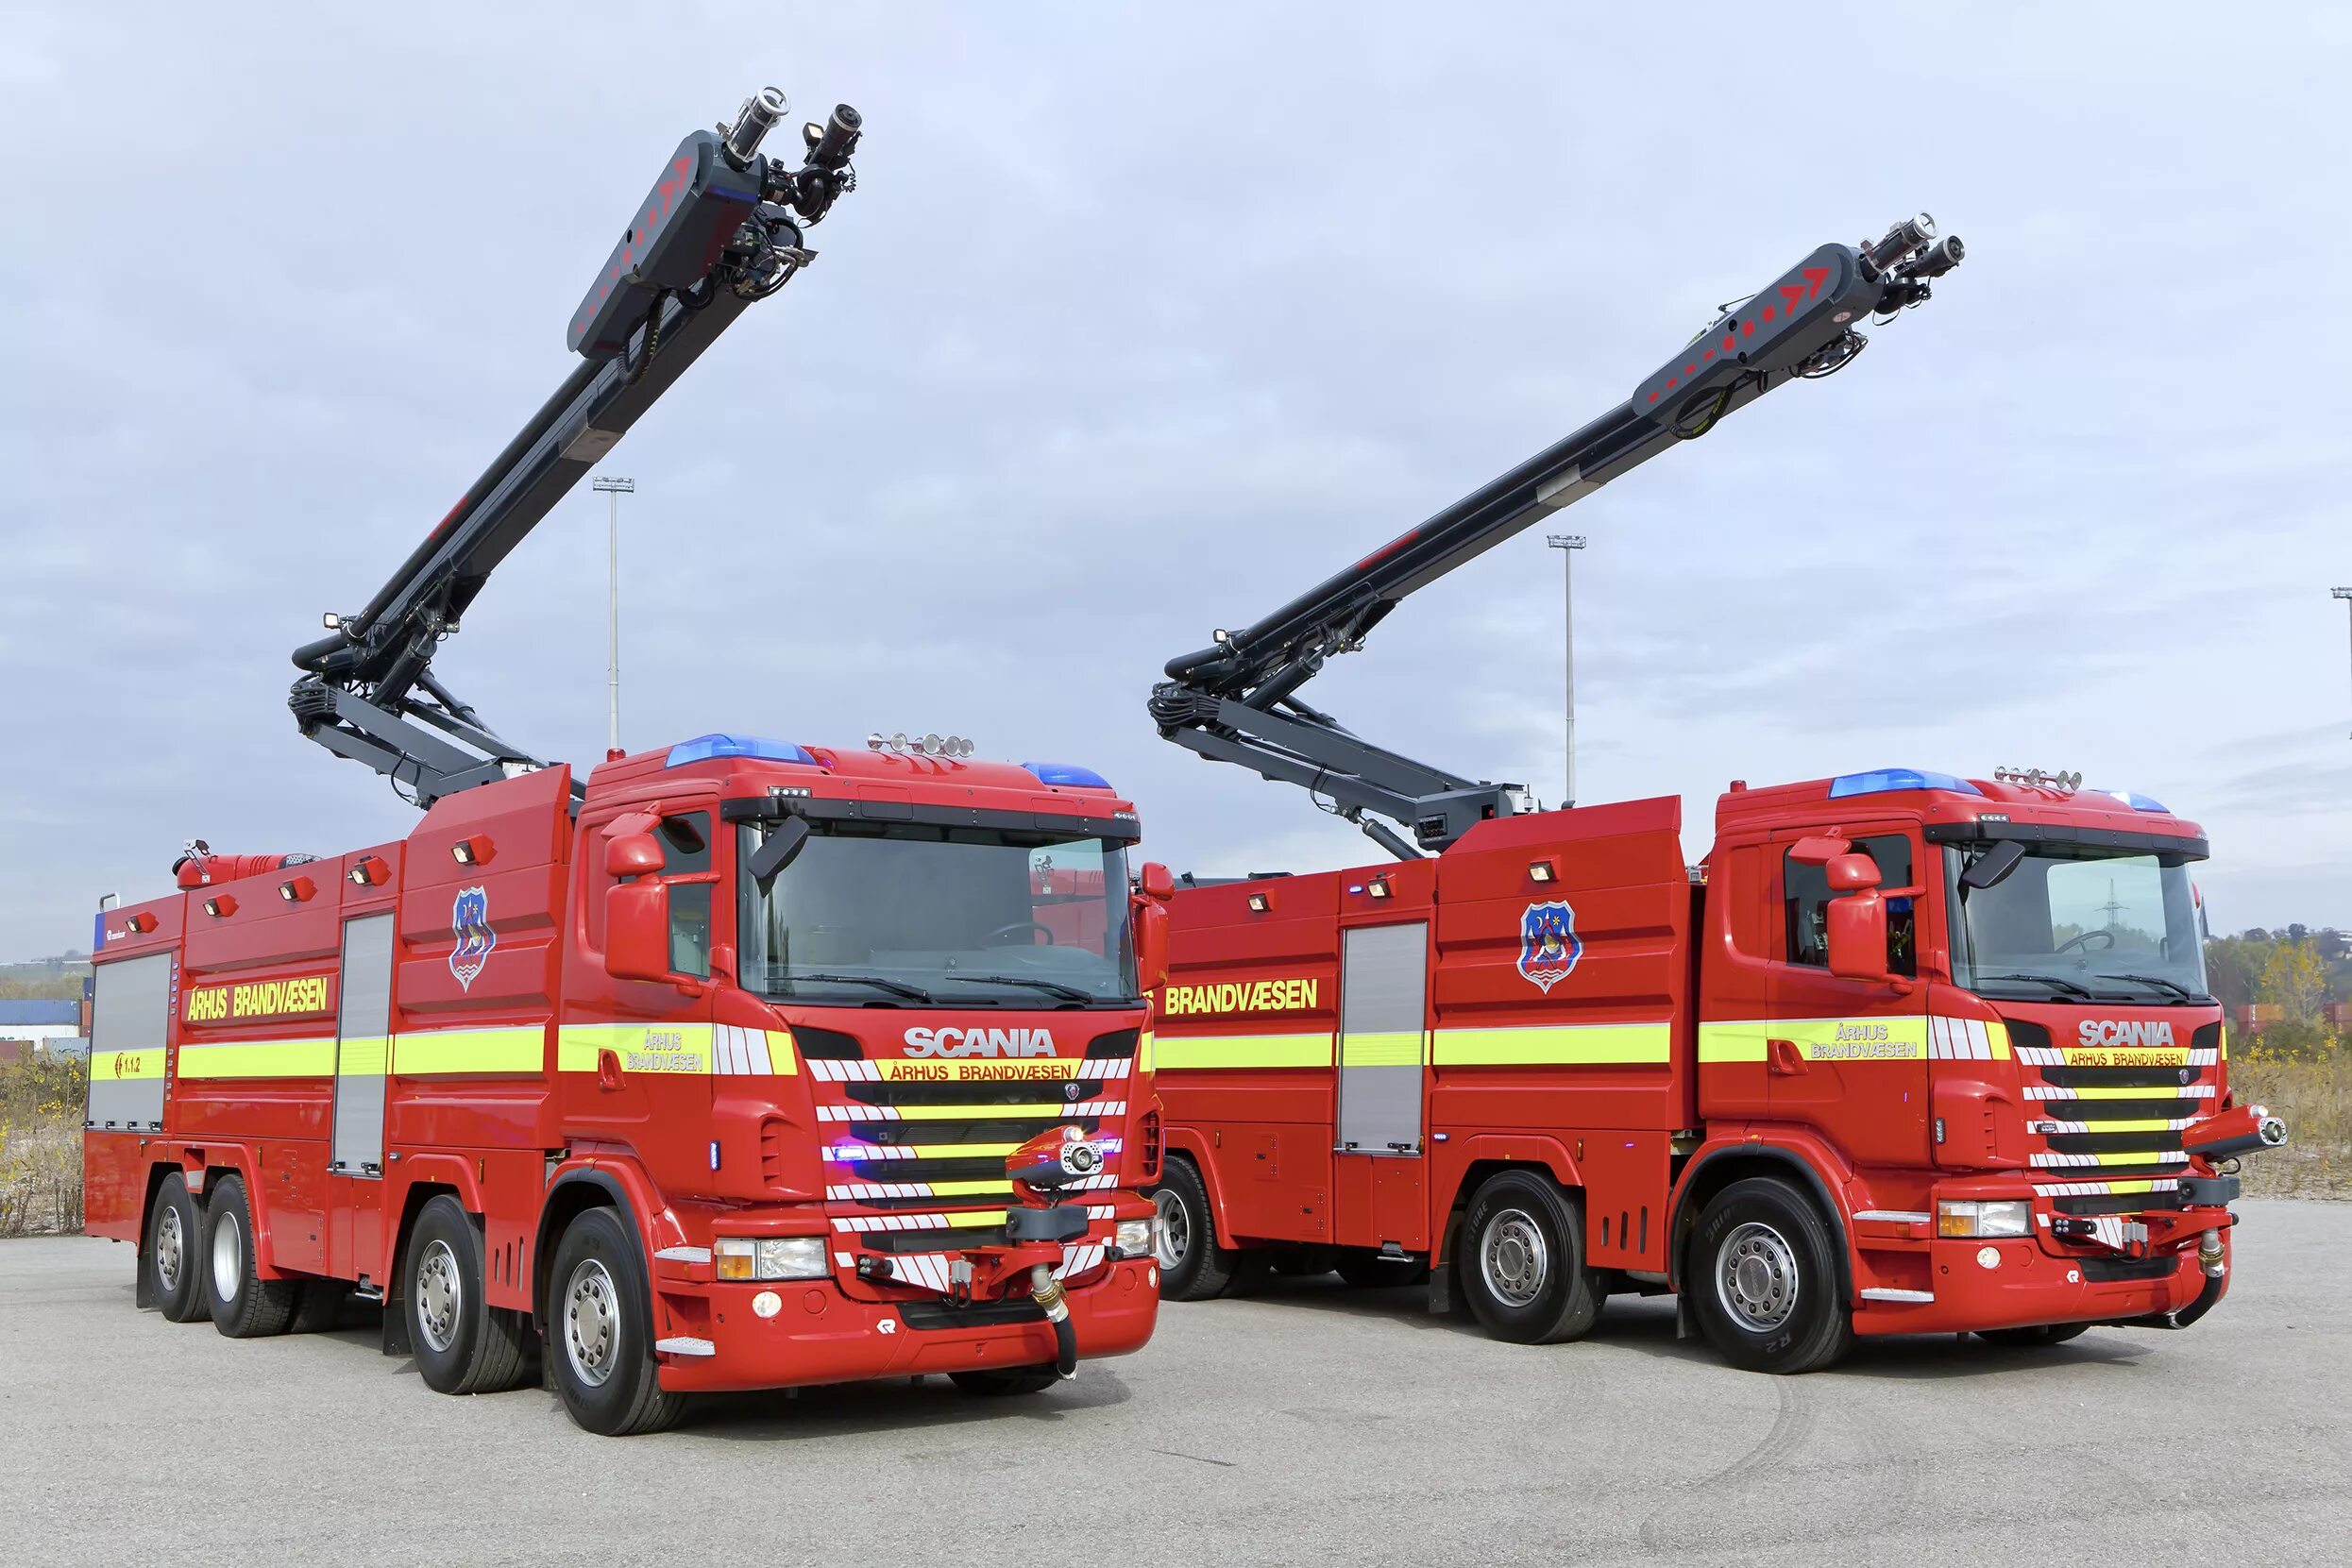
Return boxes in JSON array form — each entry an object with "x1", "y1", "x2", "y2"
[
  {"x1": 660, "y1": 813, "x2": 713, "y2": 979},
  {"x1": 1784, "y1": 834, "x2": 1916, "y2": 976}
]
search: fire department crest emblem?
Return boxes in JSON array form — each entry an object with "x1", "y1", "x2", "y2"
[
  {"x1": 449, "y1": 886, "x2": 496, "y2": 991},
  {"x1": 1516, "y1": 900, "x2": 1581, "y2": 994}
]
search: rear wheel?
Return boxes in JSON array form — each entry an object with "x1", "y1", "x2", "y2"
[
  {"x1": 1456, "y1": 1170, "x2": 1603, "y2": 1344},
  {"x1": 1150, "y1": 1158, "x2": 1238, "y2": 1300},
  {"x1": 1975, "y1": 1323, "x2": 2090, "y2": 1348},
  {"x1": 1687, "y1": 1176, "x2": 1853, "y2": 1374},
  {"x1": 949, "y1": 1366, "x2": 1060, "y2": 1396},
  {"x1": 545, "y1": 1206, "x2": 686, "y2": 1436},
  {"x1": 205, "y1": 1174, "x2": 298, "y2": 1339},
  {"x1": 405, "y1": 1195, "x2": 531, "y2": 1395},
  {"x1": 144, "y1": 1172, "x2": 207, "y2": 1323}
]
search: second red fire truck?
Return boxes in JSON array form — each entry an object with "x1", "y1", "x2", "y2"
[
  {"x1": 1143, "y1": 217, "x2": 2286, "y2": 1370},
  {"x1": 82, "y1": 85, "x2": 1168, "y2": 1434}
]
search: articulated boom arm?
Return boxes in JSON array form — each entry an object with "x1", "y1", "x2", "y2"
[
  {"x1": 289, "y1": 87, "x2": 864, "y2": 805},
  {"x1": 1149, "y1": 213, "x2": 1963, "y2": 858}
]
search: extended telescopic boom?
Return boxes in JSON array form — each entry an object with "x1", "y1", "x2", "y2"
[
  {"x1": 289, "y1": 88, "x2": 863, "y2": 805},
  {"x1": 1149, "y1": 214, "x2": 1962, "y2": 858}
]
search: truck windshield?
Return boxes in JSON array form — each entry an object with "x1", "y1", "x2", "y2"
[
  {"x1": 738, "y1": 821, "x2": 1137, "y2": 1006},
  {"x1": 1945, "y1": 843, "x2": 2209, "y2": 1003}
]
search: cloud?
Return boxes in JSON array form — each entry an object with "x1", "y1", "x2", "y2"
[{"x1": 2, "y1": 2, "x2": 2350, "y2": 958}]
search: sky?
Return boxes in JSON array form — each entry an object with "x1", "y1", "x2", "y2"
[{"x1": 2, "y1": 2, "x2": 2347, "y2": 959}]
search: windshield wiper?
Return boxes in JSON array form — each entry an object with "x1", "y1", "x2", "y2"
[
  {"x1": 939, "y1": 973, "x2": 1101, "y2": 1003},
  {"x1": 2105, "y1": 972, "x2": 2208, "y2": 1003},
  {"x1": 1975, "y1": 971, "x2": 2097, "y2": 1000},
  {"x1": 784, "y1": 972, "x2": 935, "y2": 1003}
]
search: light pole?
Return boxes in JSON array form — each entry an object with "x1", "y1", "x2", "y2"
[
  {"x1": 2335, "y1": 587, "x2": 2352, "y2": 740},
  {"x1": 1548, "y1": 533, "x2": 1587, "y2": 808},
  {"x1": 592, "y1": 476, "x2": 634, "y2": 753}
]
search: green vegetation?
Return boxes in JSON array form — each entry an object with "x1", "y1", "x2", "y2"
[{"x1": 0, "y1": 1054, "x2": 85, "y2": 1237}]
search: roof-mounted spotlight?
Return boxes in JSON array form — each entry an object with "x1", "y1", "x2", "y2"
[
  {"x1": 279, "y1": 875, "x2": 317, "y2": 903},
  {"x1": 1530, "y1": 859, "x2": 1558, "y2": 884},
  {"x1": 203, "y1": 894, "x2": 238, "y2": 918},
  {"x1": 451, "y1": 835, "x2": 494, "y2": 867},
  {"x1": 1368, "y1": 877, "x2": 1393, "y2": 900},
  {"x1": 348, "y1": 854, "x2": 391, "y2": 887},
  {"x1": 1246, "y1": 891, "x2": 1272, "y2": 914},
  {"x1": 125, "y1": 911, "x2": 158, "y2": 935}
]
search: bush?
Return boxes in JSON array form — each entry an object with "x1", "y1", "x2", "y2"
[
  {"x1": 0, "y1": 1057, "x2": 87, "y2": 1238},
  {"x1": 2233, "y1": 1041, "x2": 2351, "y2": 1199}
]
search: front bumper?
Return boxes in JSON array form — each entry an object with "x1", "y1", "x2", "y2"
[
  {"x1": 1852, "y1": 1222, "x2": 2230, "y2": 1338},
  {"x1": 649, "y1": 1256, "x2": 1160, "y2": 1393}
]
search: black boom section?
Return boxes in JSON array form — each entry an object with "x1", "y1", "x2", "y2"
[
  {"x1": 289, "y1": 91, "x2": 864, "y2": 806},
  {"x1": 1149, "y1": 215, "x2": 1961, "y2": 855}
]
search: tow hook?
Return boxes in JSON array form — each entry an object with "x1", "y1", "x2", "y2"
[
  {"x1": 2198, "y1": 1228, "x2": 2225, "y2": 1279},
  {"x1": 1031, "y1": 1263, "x2": 1078, "y2": 1379}
]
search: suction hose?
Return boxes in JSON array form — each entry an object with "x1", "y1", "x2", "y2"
[{"x1": 1031, "y1": 1263, "x2": 1077, "y2": 1379}]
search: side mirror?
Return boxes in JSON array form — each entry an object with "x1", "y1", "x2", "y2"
[
  {"x1": 605, "y1": 833, "x2": 664, "y2": 879},
  {"x1": 1825, "y1": 889, "x2": 1890, "y2": 982},
  {"x1": 605, "y1": 880, "x2": 671, "y2": 982},
  {"x1": 1134, "y1": 901, "x2": 1170, "y2": 995},
  {"x1": 1139, "y1": 860, "x2": 1175, "y2": 902},
  {"x1": 1824, "y1": 851, "x2": 1882, "y2": 893}
]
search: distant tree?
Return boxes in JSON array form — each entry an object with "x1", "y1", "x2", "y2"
[
  {"x1": 2257, "y1": 939, "x2": 2331, "y2": 1054},
  {"x1": 2204, "y1": 936, "x2": 2266, "y2": 1013},
  {"x1": 2316, "y1": 928, "x2": 2349, "y2": 963},
  {"x1": 2287, "y1": 922, "x2": 2310, "y2": 944},
  {"x1": 2240, "y1": 928, "x2": 2271, "y2": 942}
]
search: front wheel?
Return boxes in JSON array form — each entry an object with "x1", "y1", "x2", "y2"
[
  {"x1": 545, "y1": 1206, "x2": 686, "y2": 1436},
  {"x1": 1455, "y1": 1170, "x2": 1602, "y2": 1344},
  {"x1": 1686, "y1": 1176, "x2": 1853, "y2": 1374}
]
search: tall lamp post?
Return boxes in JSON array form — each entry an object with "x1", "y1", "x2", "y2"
[
  {"x1": 592, "y1": 476, "x2": 635, "y2": 753},
  {"x1": 1548, "y1": 533, "x2": 1587, "y2": 808},
  {"x1": 2335, "y1": 587, "x2": 2352, "y2": 740}
]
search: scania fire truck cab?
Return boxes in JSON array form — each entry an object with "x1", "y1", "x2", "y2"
[
  {"x1": 1142, "y1": 214, "x2": 2284, "y2": 1370},
  {"x1": 81, "y1": 86, "x2": 1169, "y2": 1434}
]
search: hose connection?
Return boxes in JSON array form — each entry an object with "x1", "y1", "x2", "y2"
[
  {"x1": 1031, "y1": 1263, "x2": 1077, "y2": 1378},
  {"x1": 2197, "y1": 1228, "x2": 2226, "y2": 1280}
]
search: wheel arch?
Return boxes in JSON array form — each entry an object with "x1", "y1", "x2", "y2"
[
  {"x1": 1157, "y1": 1129, "x2": 1244, "y2": 1248},
  {"x1": 531, "y1": 1169, "x2": 647, "y2": 1335},
  {"x1": 1433, "y1": 1138, "x2": 1585, "y2": 1267},
  {"x1": 1667, "y1": 1143, "x2": 1850, "y2": 1302}
]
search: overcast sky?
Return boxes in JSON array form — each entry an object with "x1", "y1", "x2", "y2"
[{"x1": 3, "y1": 3, "x2": 2347, "y2": 959}]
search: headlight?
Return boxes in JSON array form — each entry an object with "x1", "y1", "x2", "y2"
[
  {"x1": 715, "y1": 1235, "x2": 829, "y2": 1281},
  {"x1": 1110, "y1": 1216, "x2": 1156, "y2": 1260},
  {"x1": 1937, "y1": 1199, "x2": 2031, "y2": 1239}
]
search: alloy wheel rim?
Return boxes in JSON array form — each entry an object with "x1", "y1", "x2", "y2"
[
  {"x1": 1153, "y1": 1189, "x2": 1189, "y2": 1270},
  {"x1": 212, "y1": 1211, "x2": 242, "y2": 1303},
  {"x1": 1480, "y1": 1208, "x2": 1549, "y2": 1307},
  {"x1": 564, "y1": 1258, "x2": 621, "y2": 1389},
  {"x1": 415, "y1": 1239, "x2": 463, "y2": 1354},
  {"x1": 1717, "y1": 1221, "x2": 1801, "y2": 1332}
]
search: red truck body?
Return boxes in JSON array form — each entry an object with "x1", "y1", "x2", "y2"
[
  {"x1": 1153, "y1": 768, "x2": 2259, "y2": 1366},
  {"x1": 85, "y1": 737, "x2": 1162, "y2": 1425}
]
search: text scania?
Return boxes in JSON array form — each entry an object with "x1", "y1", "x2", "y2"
[
  {"x1": 903, "y1": 1025, "x2": 1058, "y2": 1059},
  {"x1": 1162, "y1": 978, "x2": 1319, "y2": 1018},
  {"x1": 2078, "y1": 1020, "x2": 2178, "y2": 1050}
]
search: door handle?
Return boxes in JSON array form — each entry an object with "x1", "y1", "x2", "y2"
[
  {"x1": 1767, "y1": 1038, "x2": 1807, "y2": 1077},
  {"x1": 597, "y1": 1048, "x2": 624, "y2": 1091}
]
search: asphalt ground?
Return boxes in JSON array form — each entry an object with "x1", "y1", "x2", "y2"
[{"x1": 3, "y1": 1200, "x2": 2345, "y2": 1567}]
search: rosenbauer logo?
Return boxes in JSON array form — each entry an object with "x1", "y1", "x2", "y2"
[
  {"x1": 2077, "y1": 1020, "x2": 2177, "y2": 1050},
  {"x1": 901, "y1": 1024, "x2": 1058, "y2": 1059}
]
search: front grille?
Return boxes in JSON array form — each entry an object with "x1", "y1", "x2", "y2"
[
  {"x1": 846, "y1": 1078, "x2": 1112, "y2": 1107},
  {"x1": 2052, "y1": 1189, "x2": 2187, "y2": 1218},
  {"x1": 2005, "y1": 1012, "x2": 2217, "y2": 1234}
]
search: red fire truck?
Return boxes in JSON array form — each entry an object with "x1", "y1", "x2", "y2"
[
  {"x1": 82, "y1": 88, "x2": 1167, "y2": 1434},
  {"x1": 1143, "y1": 219, "x2": 2287, "y2": 1370}
]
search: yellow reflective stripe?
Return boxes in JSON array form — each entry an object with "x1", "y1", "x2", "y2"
[
  {"x1": 176, "y1": 1037, "x2": 338, "y2": 1080},
  {"x1": 335, "y1": 1036, "x2": 390, "y2": 1076},
  {"x1": 1340, "y1": 1031, "x2": 1423, "y2": 1067},
  {"x1": 765, "y1": 1029, "x2": 800, "y2": 1075},
  {"x1": 1155, "y1": 1033, "x2": 1332, "y2": 1070},
  {"x1": 871, "y1": 1103, "x2": 1077, "y2": 1121},
  {"x1": 1433, "y1": 1022, "x2": 1672, "y2": 1067},
  {"x1": 1699, "y1": 1017, "x2": 1929, "y2": 1063},
  {"x1": 88, "y1": 1050, "x2": 165, "y2": 1081},
  {"x1": 2058, "y1": 1085, "x2": 2195, "y2": 1102},
  {"x1": 556, "y1": 1022, "x2": 716, "y2": 1073},
  {"x1": 922, "y1": 1179, "x2": 1016, "y2": 1197},
  {"x1": 1985, "y1": 1020, "x2": 2013, "y2": 1059},
  {"x1": 393, "y1": 1026, "x2": 541, "y2": 1075},
  {"x1": 2058, "y1": 1118, "x2": 2178, "y2": 1134},
  {"x1": 2069, "y1": 1150, "x2": 2185, "y2": 1166},
  {"x1": 2044, "y1": 1046, "x2": 2191, "y2": 1066},
  {"x1": 1139, "y1": 1030, "x2": 1155, "y2": 1072},
  {"x1": 2219, "y1": 1027, "x2": 2228, "y2": 1062},
  {"x1": 888, "y1": 1142, "x2": 1022, "y2": 1159}
]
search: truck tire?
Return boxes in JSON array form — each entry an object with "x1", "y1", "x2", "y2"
[
  {"x1": 545, "y1": 1206, "x2": 687, "y2": 1436},
  {"x1": 1456, "y1": 1170, "x2": 1603, "y2": 1344},
  {"x1": 205, "y1": 1174, "x2": 298, "y2": 1339},
  {"x1": 1975, "y1": 1323, "x2": 2090, "y2": 1348},
  {"x1": 290, "y1": 1279, "x2": 350, "y2": 1334},
  {"x1": 405, "y1": 1195, "x2": 531, "y2": 1395},
  {"x1": 1687, "y1": 1176, "x2": 1853, "y2": 1374},
  {"x1": 1150, "y1": 1157, "x2": 1238, "y2": 1300},
  {"x1": 1336, "y1": 1252, "x2": 1430, "y2": 1290},
  {"x1": 144, "y1": 1172, "x2": 208, "y2": 1323},
  {"x1": 949, "y1": 1366, "x2": 1060, "y2": 1396}
]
